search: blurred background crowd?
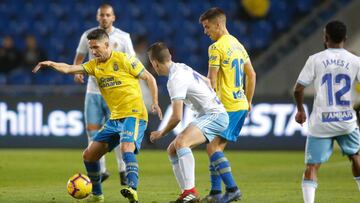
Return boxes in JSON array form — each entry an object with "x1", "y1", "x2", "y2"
[{"x1": 0, "y1": 0, "x2": 353, "y2": 95}]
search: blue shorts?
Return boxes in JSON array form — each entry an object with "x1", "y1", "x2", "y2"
[
  {"x1": 220, "y1": 110, "x2": 248, "y2": 142},
  {"x1": 84, "y1": 93, "x2": 110, "y2": 127},
  {"x1": 305, "y1": 128, "x2": 360, "y2": 164},
  {"x1": 191, "y1": 112, "x2": 229, "y2": 142},
  {"x1": 92, "y1": 117, "x2": 147, "y2": 154}
]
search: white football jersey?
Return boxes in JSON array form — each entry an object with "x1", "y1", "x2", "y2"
[
  {"x1": 76, "y1": 26, "x2": 135, "y2": 94},
  {"x1": 167, "y1": 63, "x2": 226, "y2": 116},
  {"x1": 297, "y1": 48, "x2": 360, "y2": 137}
]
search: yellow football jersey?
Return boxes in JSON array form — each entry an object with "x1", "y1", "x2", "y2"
[
  {"x1": 208, "y1": 34, "x2": 249, "y2": 111},
  {"x1": 82, "y1": 51, "x2": 148, "y2": 121}
]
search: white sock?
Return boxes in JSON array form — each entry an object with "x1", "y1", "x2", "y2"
[
  {"x1": 177, "y1": 147, "x2": 195, "y2": 190},
  {"x1": 169, "y1": 155, "x2": 185, "y2": 192},
  {"x1": 354, "y1": 176, "x2": 360, "y2": 191},
  {"x1": 302, "y1": 180, "x2": 317, "y2": 203},
  {"x1": 114, "y1": 146, "x2": 126, "y2": 172}
]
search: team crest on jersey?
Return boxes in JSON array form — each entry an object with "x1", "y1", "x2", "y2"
[{"x1": 113, "y1": 62, "x2": 119, "y2": 71}]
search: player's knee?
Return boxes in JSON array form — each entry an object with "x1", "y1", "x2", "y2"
[
  {"x1": 174, "y1": 137, "x2": 187, "y2": 150},
  {"x1": 82, "y1": 148, "x2": 91, "y2": 161},
  {"x1": 120, "y1": 142, "x2": 135, "y2": 153},
  {"x1": 167, "y1": 144, "x2": 176, "y2": 156},
  {"x1": 304, "y1": 164, "x2": 320, "y2": 178}
]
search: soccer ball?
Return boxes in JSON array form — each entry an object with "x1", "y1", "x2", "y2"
[{"x1": 67, "y1": 173, "x2": 92, "y2": 199}]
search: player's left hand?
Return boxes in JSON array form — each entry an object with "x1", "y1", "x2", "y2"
[
  {"x1": 295, "y1": 111, "x2": 307, "y2": 125},
  {"x1": 151, "y1": 103, "x2": 163, "y2": 120},
  {"x1": 32, "y1": 61, "x2": 53, "y2": 73},
  {"x1": 150, "y1": 131, "x2": 162, "y2": 143}
]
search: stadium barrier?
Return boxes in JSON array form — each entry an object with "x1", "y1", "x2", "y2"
[{"x1": 0, "y1": 94, "x2": 311, "y2": 150}]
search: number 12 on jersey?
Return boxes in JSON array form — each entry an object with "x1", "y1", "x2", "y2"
[{"x1": 321, "y1": 73, "x2": 350, "y2": 106}]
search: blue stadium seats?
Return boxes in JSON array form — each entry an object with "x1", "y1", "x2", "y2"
[
  {"x1": 250, "y1": 20, "x2": 273, "y2": 50},
  {"x1": 60, "y1": 75, "x2": 77, "y2": 85},
  {"x1": 269, "y1": 0, "x2": 293, "y2": 31},
  {"x1": 1, "y1": 0, "x2": 349, "y2": 86},
  {"x1": 32, "y1": 69, "x2": 62, "y2": 85},
  {"x1": 7, "y1": 68, "x2": 32, "y2": 85},
  {"x1": 296, "y1": 0, "x2": 314, "y2": 14}
]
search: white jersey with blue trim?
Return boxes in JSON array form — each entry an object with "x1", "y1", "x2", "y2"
[
  {"x1": 76, "y1": 26, "x2": 135, "y2": 94},
  {"x1": 167, "y1": 62, "x2": 226, "y2": 116},
  {"x1": 297, "y1": 48, "x2": 360, "y2": 137}
]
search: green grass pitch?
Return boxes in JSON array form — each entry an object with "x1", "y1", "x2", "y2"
[{"x1": 0, "y1": 149, "x2": 359, "y2": 203}]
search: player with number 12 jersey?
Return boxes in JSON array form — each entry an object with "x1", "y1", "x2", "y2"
[{"x1": 297, "y1": 48, "x2": 360, "y2": 137}]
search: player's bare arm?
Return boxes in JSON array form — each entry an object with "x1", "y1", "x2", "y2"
[
  {"x1": 244, "y1": 60, "x2": 256, "y2": 111},
  {"x1": 207, "y1": 66, "x2": 219, "y2": 90},
  {"x1": 293, "y1": 83, "x2": 306, "y2": 125},
  {"x1": 32, "y1": 61, "x2": 85, "y2": 74},
  {"x1": 150, "y1": 100, "x2": 183, "y2": 143},
  {"x1": 73, "y1": 53, "x2": 86, "y2": 83},
  {"x1": 139, "y1": 69, "x2": 163, "y2": 120}
]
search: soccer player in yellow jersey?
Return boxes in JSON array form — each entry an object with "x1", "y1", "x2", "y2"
[
  {"x1": 199, "y1": 7, "x2": 256, "y2": 203},
  {"x1": 33, "y1": 29, "x2": 162, "y2": 203}
]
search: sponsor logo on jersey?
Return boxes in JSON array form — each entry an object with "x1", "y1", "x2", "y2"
[
  {"x1": 99, "y1": 76, "x2": 122, "y2": 88},
  {"x1": 322, "y1": 110, "x2": 353, "y2": 122}
]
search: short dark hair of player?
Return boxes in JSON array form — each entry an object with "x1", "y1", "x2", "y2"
[
  {"x1": 147, "y1": 42, "x2": 171, "y2": 63},
  {"x1": 325, "y1": 20, "x2": 347, "y2": 43},
  {"x1": 87, "y1": 29, "x2": 109, "y2": 41},
  {"x1": 199, "y1": 7, "x2": 226, "y2": 23},
  {"x1": 98, "y1": 3, "x2": 115, "y2": 16}
]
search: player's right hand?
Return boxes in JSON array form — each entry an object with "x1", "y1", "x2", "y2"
[
  {"x1": 150, "y1": 131, "x2": 162, "y2": 143},
  {"x1": 74, "y1": 74, "x2": 85, "y2": 84},
  {"x1": 295, "y1": 111, "x2": 306, "y2": 125},
  {"x1": 32, "y1": 61, "x2": 53, "y2": 73}
]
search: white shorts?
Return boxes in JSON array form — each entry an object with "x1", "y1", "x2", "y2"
[{"x1": 191, "y1": 112, "x2": 229, "y2": 142}]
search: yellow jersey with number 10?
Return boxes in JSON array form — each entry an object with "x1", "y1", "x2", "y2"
[
  {"x1": 208, "y1": 34, "x2": 249, "y2": 112},
  {"x1": 82, "y1": 51, "x2": 148, "y2": 121}
]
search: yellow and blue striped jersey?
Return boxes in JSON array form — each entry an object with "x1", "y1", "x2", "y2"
[
  {"x1": 208, "y1": 34, "x2": 249, "y2": 111},
  {"x1": 82, "y1": 51, "x2": 148, "y2": 121}
]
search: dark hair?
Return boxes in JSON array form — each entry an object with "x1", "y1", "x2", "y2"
[
  {"x1": 147, "y1": 42, "x2": 171, "y2": 63},
  {"x1": 325, "y1": 20, "x2": 347, "y2": 43},
  {"x1": 199, "y1": 7, "x2": 226, "y2": 23},
  {"x1": 98, "y1": 3, "x2": 115, "y2": 16},
  {"x1": 87, "y1": 29, "x2": 109, "y2": 41}
]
